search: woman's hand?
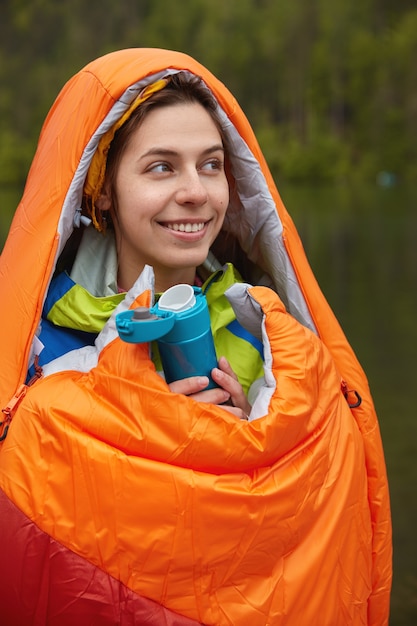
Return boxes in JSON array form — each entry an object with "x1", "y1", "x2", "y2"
[{"x1": 168, "y1": 356, "x2": 251, "y2": 420}]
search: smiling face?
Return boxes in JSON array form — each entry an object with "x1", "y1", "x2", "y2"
[{"x1": 97, "y1": 102, "x2": 229, "y2": 293}]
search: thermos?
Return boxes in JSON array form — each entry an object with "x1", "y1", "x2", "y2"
[{"x1": 115, "y1": 284, "x2": 218, "y2": 388}]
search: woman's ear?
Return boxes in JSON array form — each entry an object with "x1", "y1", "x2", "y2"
[{"x1": 95, "y1": 187, "x2": 112, "y2": 212}]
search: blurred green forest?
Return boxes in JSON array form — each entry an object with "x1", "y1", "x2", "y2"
[{"x1": 1, "y1": 0, "x2": 416, "y2": 188}]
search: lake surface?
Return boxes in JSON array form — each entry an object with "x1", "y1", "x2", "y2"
[{"x1": 1, "y1": 183, "x2": 416, "y2": 625}]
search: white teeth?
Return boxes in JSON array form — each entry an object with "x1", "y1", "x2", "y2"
[{"x1": 167, "y1": 222, "x2": 205, "y2": 232}]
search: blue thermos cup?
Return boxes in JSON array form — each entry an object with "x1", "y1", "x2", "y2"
[{"x1": 115, "y1": 284, "x2": 218, "y2": 388}]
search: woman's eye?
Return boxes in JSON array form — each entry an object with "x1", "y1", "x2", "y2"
[
  {"x1": 148, "y1": 162, "x2": 171, "y2": 173},
  {"x1": 201, "y1": 158, "x2": 223, "y2": 172}
]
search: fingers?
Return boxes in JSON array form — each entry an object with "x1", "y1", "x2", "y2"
[
  {"x1": 167, "y1": 358, "x2": 251, "y2": 420},
  {"x1": 168, "y1": 376, "x2": 210, "y2": 396},
  {"x1": 211, "y1": 356, "x2": 251, "y2": 416},
  {"x1": 216, "y1": 356, "x2": 238, "y2": 381},
  {"x1": 220, "y1": 404, "x2": 250, "y2": 421},
  {"x1": 168, "y1": 376, "x2": 230, "y2": 404}
]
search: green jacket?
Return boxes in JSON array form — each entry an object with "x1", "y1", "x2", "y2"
[{"x1": 33, "y1": 230, "x2": 264, "y2": 396}]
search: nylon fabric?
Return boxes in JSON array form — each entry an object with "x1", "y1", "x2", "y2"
[
  {"x1": 0, "y1": 490, "x2": 203, "y2": 626},
  {"x1": 0, "y1": 287, "x2": 372, "y2": 625},
  {"x1": 46, "y1": 272, "x2": 125, "y2": 332}
]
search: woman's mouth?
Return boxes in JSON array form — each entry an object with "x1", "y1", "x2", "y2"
[{"x1": 165, "y1": 222, "x2": 206, "y2": 233}]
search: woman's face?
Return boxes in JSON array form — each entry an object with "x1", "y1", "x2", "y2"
[{"x1": 98, "y1": 102, "x2": 229, "y2": 292}]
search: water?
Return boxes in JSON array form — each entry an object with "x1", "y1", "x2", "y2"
[{"x1": 1, "y1": 184, "x2": 417, "y2": 624}]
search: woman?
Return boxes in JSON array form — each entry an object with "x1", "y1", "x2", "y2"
[
  {"x1": 28, "y1": 72, "x2": 264, "y2": 419},
  {"x1": 0, "y1": 49, "x2": 391, "y2": 625}
]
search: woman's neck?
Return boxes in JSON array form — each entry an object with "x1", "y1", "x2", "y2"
[
  {"x1": 153, "y1": 267, "x2": 197, "y2": 293},
  {"x1": 118, "y1": 265, "x2": 196, "y2": 294}
]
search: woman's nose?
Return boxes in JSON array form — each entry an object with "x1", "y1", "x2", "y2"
[{"x1": 175, "y1": 169, "x2": 208, "y2": 206}]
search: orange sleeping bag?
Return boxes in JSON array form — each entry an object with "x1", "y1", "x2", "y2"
[{"x1": 0, "y1": 49, "x2": 391, "y2": 625}]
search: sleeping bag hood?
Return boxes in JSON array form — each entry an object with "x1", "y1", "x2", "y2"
[{"x1": 0, "y1": 48, "x2": 391, "y2": 625}]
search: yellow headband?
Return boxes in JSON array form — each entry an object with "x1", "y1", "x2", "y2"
[{"x1": 84, "y1": 78, "x2": 169, "y2": 231}]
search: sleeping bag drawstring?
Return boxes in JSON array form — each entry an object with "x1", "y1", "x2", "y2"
[
  {"x1": 341, "y1": 379, "x2": 362, "y2": 409},
  {"x1": 0, "y1": 356, "x2": 43, "y2": 442}
]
